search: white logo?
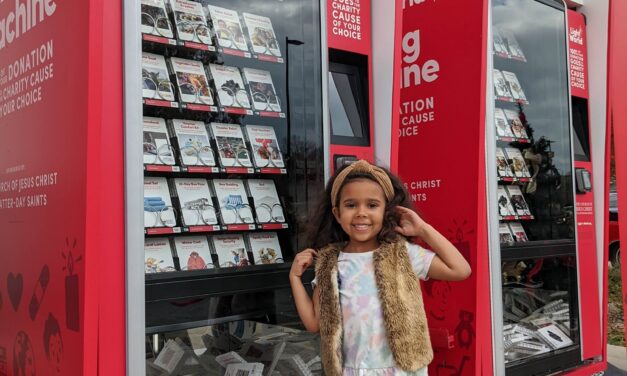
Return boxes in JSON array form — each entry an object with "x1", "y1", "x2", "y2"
[
  {"x1": 400, "y1": 29, "x2": 440, "y2": 89},
  {"x1": 403, "y1": 0, "x2": 436, "y2": 9},
  {"x1": 569, "y1": 27, "x2": 583, "y2": 45}
]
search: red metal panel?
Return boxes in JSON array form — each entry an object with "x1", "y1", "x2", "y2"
[
  {"x1": 389, "y1": 0, "x2": 403, "y2": 173},
  {"x1": 87, "y1": 0, "x2": 126, "y2": 374},
  {"x1": 608, "y1": 0, "x2": 627, "y2": 348},
  {"x1": 326, "y1": 0, "x2": 374, "y2": 169},
  {"x1": 562, "y1": 361, "x2": 607, "y2": 375},
  {"x1": 0, "y1": 1, "x2": 90, "y2": 375},
  {"x1": 392, "y1": 1, "x2": 489, "y2": 375},
  {"x1": 327, "y1": 0, "x2": 371, "y2": 55},
  {"x1": 568, "y1": 11, "x2": 589, "y2": 99},
  {"x1": 568, "y1": 9, "x2": 602, "y2": 361}
]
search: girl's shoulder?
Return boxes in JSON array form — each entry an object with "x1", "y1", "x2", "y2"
[
  {"x1": 405, "y1": 242, "x2": 436, "y2": 280},
  {"x1": 314, "y1": 243, "x2": 344, "y2": 274}
]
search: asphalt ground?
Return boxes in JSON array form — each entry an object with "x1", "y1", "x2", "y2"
[{"x1": 606, "y1": 345, "x2": 627, "y2": 375}]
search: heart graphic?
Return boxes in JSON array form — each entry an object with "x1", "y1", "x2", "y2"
[{"x1": 7, "y1": 273, "x2": 23, "y2": 312}]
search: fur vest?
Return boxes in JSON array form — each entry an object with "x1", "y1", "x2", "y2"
[{"x1": 315, "y1": 239, "x2": 433, "y2": 375}]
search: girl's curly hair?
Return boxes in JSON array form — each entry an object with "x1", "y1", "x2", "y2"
[{"x1": 304, "y1": 163, "x2": 414, "y2": 249}]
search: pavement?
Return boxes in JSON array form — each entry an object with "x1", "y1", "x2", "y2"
[{"x1": 606, "y1": 345, "x2": 627, "y2": 375}]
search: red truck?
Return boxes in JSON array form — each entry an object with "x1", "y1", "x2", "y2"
[{"x1": 609, "y1": 191, "x2": 620, "y2": 266}]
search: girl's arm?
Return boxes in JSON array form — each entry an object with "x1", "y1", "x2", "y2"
[
  {"x1": 395, "y1": 206, "x2": 471, "y2": 281},
  {"x1": 289, "y1": 248, "x2": 321, "y2": 333}
]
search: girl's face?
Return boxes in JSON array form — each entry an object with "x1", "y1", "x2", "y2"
[{"x1": 333, "y1": 178, "x2": 386, "y2": 251}]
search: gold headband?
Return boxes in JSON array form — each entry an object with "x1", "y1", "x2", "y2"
[{"x1": 331, "y1": 160, "x2": 395, "y2": 206}]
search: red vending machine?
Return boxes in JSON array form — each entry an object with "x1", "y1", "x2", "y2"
[
  {"x1": 0, "y1": 0, "x2": 377, "y2": 373},
  {"x1": 390, "y1": 0, "x2": 605, "y2": 375}
]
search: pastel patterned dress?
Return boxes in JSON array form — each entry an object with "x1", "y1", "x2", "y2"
[{"x1": 314, "y1": 243, "x2": 435, "y2": 376}]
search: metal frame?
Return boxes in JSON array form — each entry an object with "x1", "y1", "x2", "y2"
[
  {"x1": 487, "y1": 1, "x2": 583, "y2": 374},
  {"x1": 371, "y1": 0, "x2": 396, "y2": 168},
  {"x1": 321, "y1": 0, "x2": 331, "y2": 182},
  {"x1": 562, "y1": 0, "x2": 585, "y2": 359},
  {"x1": 578, "y1": 0, "x2": 610, "y2": 317},
  {"x1": 123, "y1": 1, "x2": 145, "y2": 376},
  {"x1": 126, "y1": 0, "x2": 330, "y2": 373},
  {"x1": 485, "y1": 4, "x2": 506, "y2": 375}
]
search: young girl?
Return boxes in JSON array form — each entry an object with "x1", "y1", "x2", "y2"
[{"x1": 289, "y1": 160, "x2": 471, "y2": 376}]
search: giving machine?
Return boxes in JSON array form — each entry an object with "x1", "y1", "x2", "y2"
[
  {"x1": 0, "y1": 0, "x2": 374, "y2": 373},
  {"x1": 389, "y1": 0, "x2": 604, "y2": 375}
]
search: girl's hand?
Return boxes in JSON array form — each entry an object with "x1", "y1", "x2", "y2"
[
  {"x1": 290, "y1": 248, "x2": 317, "y2": 279},
  {"x1": 394, "y1": 206, "x2": 430, "y2": 240}
]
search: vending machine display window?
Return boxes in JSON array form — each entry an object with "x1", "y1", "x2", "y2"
[
  {"x1": 491, "y1": 0, "x2": 580, "y2": 374},
  {"x1": 139, "y1": 0, "x2": 325, "y2": 373}
]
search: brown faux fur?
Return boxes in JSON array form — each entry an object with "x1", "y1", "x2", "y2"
[{"x1": 315, "y1": 240, "x2": 433, "y2": 375}]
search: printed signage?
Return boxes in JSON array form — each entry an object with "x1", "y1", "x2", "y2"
[
  {"x1": 392, "y1": 0, "x2": 488, "y2": 374},
  {"x1": 327, "y1": 0, "x2": 370, "y2": 53},
  {"x1": 0, "y1": 0, "x2": 88, "y2": 375},
  {"x1": 568, "y1": 11, "x2": 588, "y2": 98}
]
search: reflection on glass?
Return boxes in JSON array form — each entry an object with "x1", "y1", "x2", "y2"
[
  {"x1": 329, "y1": 72, "x2": 363, "y2": 137},
  {"x1": 493, "y1": 0, "x2": 575, "y2": 243},
  {"x1": 329, "y1": 72, "x2": 358, "y2": 137}
]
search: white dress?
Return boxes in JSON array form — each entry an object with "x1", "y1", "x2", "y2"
[{"x1": 313, "y1": 243, "x2": 435, "y2": 376}]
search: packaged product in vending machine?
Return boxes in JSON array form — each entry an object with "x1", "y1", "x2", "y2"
[
  {"x1": 171, "y1": 0, "x2": 212, "y2": 45},
  {"x1": 173, "y1": 236, "x2": 215, "y2": 270},
  {"x1": 247, "y1": 232, "x2": 284, "y2": 265},
  {"x1": 504, "y1": 109, "x2": 528, "y2": 139},
  {"x1": 144, "y1": 177, "x2": 176, "y2": 228},
  {"x1": 212, "y1": 179, "x2": 254, "y2": 225},
  {"x1": 141, "y1": 0, "x2": 174, "y2": 38},
  {"x1": 499, "y1": 223, "x2": 515, "y2": 244},
  {"x1": 246, "y1": 179, "x2": 285, "y2": 224},
  {"x1": 502, "y1": 71, "x2": 527, "y2": 102},
  {"x1": 493, "y1": 69, "x2": 513, "y2": 99},
  {"x1": 173, "y1": 178, "x2": 218, "y2": 226},
  {"x1": 209, "y1": 64, "x2": 251, "y2": 109},
  {"x1": 170, "y1": 57, "x2": 214, "y2": 105},
  {"x1": 207, "y1": 5, "x2": 249, "y2": 52},
  {"x1": 142, "y1": 52, "x2": 175, "y2": 101},
  {"x1": 242, "y1": 12, "x2": 282, "y2": 57},
  {"x1": 245, "y1": 125, "x2": 284, "y2": 168},
  {"x1": 143, "y1": 117, "x2": 175, "y2": 165},
  {"x1": 144, "y1": 238, "x2": 176, "y2": 273},
  {"x1": 169, "y1": 119, "x2": 216, "y2": 167},
  {"x1": 210, "y1": 123, "x2": 253, "y2": 168},
  {"x1": 211, "y1": 233, "x2": 251, "y2": 268},
  {"x1": 495, "y1": 108, "x2": 514, "y2": 137},
  {"x1": 242, "y1": 68, "x2": 282, "y2": 112}
]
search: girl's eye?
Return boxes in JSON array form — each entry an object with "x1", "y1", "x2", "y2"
[{"x1": 369, "y1": 203, "x2": 379, "y2": 208}]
